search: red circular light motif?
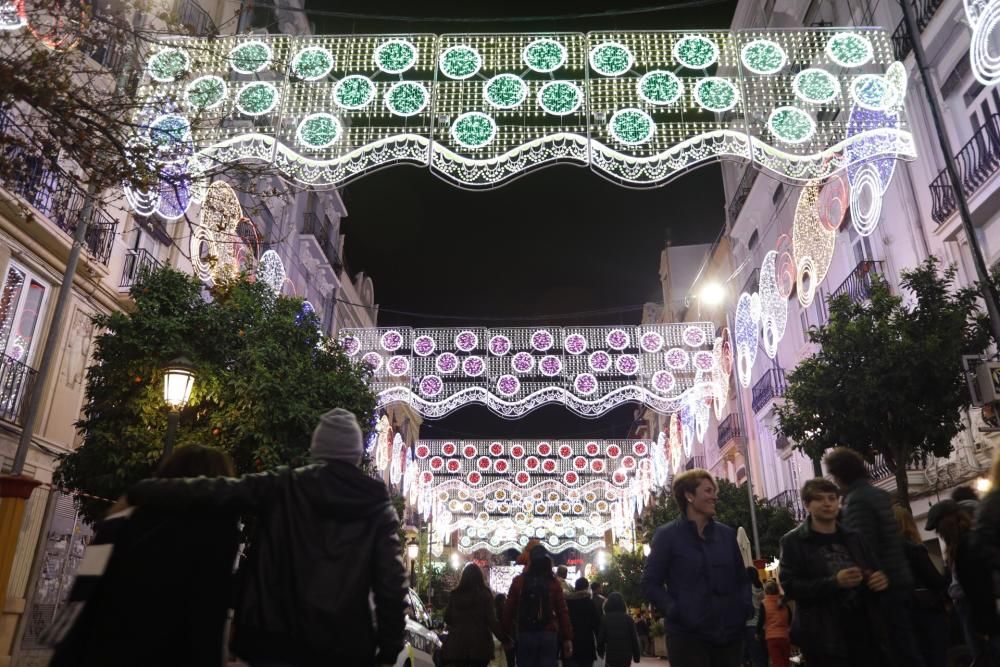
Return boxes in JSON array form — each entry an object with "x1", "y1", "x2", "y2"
[
  {"x1": 622, "y1": 456, "x2": 636, "y2": 470},
  {"x1": 633, "y1": 442, "x2": 647, "y2": 456},
  {"x1": 573, "y1": 456, "x2": 587, "y2": 470},
  {"x1": 586, "y1": 442, "x2": 599, "y2": 456},
  {"x1": 447, "y1": 459, "x2": 461, "y2": 473},
  {"x1": 415, "y1": 444, "x2": 430, "y2": 459},
  {"x1": 516, "y1": 471, "x2": 530, "y2": 485},
  {"x1": 558, "y1": 445, "x2": 572, "y2": 459},
  {"x1": 538, "y1": 442, "x2": 552, "y2": 456},
  {"x1": 463, "y1": 445, "x2": 477, "y2": 459},
  {"x1": 525, "y1": 456, "x2": 540, "y2": 470},
  {"x1": 564, "y1": 471, "x2": 579, "y2": 485},
  {"x1": 490, "y1": 442, "x2": 503, "y2": 456},
  {"x1": 477, "y1": 456, "x2": 491, "y2": 471},
  {"x1": 511, "y1": 445, "x2": 525, "y2": 458},
  {"x1": 607, "y1": 445, "x2": 621, "y2": 458},
  {"x1": 429, "y1": 456, "x2": 444, "y2": 470},
  {"x1": 591, "y1": 459, "x2": 605, "y2": 473},
  {"x1": 495, "y1": 460, "x2": 508, "y2": 473},
  {"x1": 421, "y1": 471, "x2": 433, "y2": 484},
  {"x1": 467, "y1": 471, "x2": 482, "y2": 485},
  {"x1": 442, "y1": 442, "x2": 457, "y2": 456},
  {"x1": 613, "y1": 471, "x2": 627, "y2": 484},
  {"x1": 543, "y1": 459, "x2": 556, "y2": 473}
]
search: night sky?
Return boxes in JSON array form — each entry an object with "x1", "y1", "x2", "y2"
[{"x1": 310, "y1": 0, "x2": 737, "y2": 438}]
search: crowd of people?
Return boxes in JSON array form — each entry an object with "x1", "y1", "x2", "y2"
[{"x1": 41, "y1": 406, "x2": 1000, "y2": 667}]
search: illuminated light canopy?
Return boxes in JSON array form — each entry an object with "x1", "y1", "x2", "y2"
[
  {"x1": 191, "y1": 181, "x2": 243, "y2": 283},
  {"x1": 734, "y1": 292, "x2": 759, "y2": 387},
  {"x1": 638, "y1": 71, "x2": 683, "y2": 105},
  {"x1": 439, "y1": 44, "x2": 483, "y2": 79},
  {"x1": 538, "y1": 81, "x2": 584, "y2": 116},
  {"x1": 792, "y1": 184, "x2": 836, "y2": 307},
  {"x1": 674, "y1": 34, "x2": 719, "y2": 69},
  {"x1": 489, "y1": 335, "x2": 512, "y2": 356},
  {"x1": 850, "y1": 163, "x2": 883, "y2": 236},
  {"x1": 296, "y1": 113, "x2": 342, "y2": 149},
  {"x1": 484, "y1": 74, "x2": 529, "y2": 109},
  {"x1": 523, "y1": 38, "x2": 568, "y2": 72},
  {"x1": 741, "y1": 39, "x2": 787, "y2": 74},
  {"x1": 384, "y1": 81, "x2": 429, "y2": 117},
  {"x1": 230, "y1": 40, "x2": 272, "y2": 74},
  {"x1": 256, "y1": 249, "x2": 286, "y2": 296},
  {"x1": 759, "y1": 251, "x2": 788, "y2": 359},
  {"x1": 767, "y1": 107, "x2": 816, "y2": 144},
  {"x1": 291, "y1": 46, "x2": 335, "y2": 80},
  {"x1": 608, "y1": 109, "x2": 656, "y2": 146},
  {"x1": 235, "y1": 82, "x2": 279, "y2": 116},
  {"x1": 590, "y1": 42, "x2": 634, "y2": 76},
  {"x1": 792, "y1": 68, "x2": 841, "y2": 105},
  {"x1": 850, "y1": 73, "x2": 897, "y2": 111},
  {"x1": 965, "y1": 1, "x2": 1000, "y2": 85},
  {"x1": 826, "y1": 32, "x2": 874, "y2": 68},
  {"x1": 450, "y1": 112, "x2": 498, "y2": 149},
  {"x1": 694, "y1": 77, "x2": 740, "y2": 112},
  {"x1": 375, "y1": 39, "x2": 418, "y2": 73},
  {"x1": 147, "y1": 48, "x2": 190, "y2": 83},
  {"x1": 184, "y1": 76, "x2": 228, "y2": 111},
  {"x1": 334, "y1": 75, "x2": 376, "y2": 110},
  {"x1": 148, "y1": 115, "x2": 191, "y2": 161}
]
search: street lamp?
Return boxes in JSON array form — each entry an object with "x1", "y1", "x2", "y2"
[
  {"x1": 642, "y1": 543, "x2": 651, "y2": 558},
  {"x1": 162, "y1": 357, "x2": 195, "y2": 458},
  {"x1": 450, "y1": 551, "x2": 461, "y2": 571},
  {"x1": 407, "y1": 542, "x2": 419, "y2": 587}
]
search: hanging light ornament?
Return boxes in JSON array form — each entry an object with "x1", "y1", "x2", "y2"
[
  {"x1": 375, "y1": 417, "x2": 391, "y2": 471},
  {"x1": 711, "y1": 335, "x2": 730, "y2": 420},
  {"x1": 759, "y1": 251, "x2": 789, "y2": 359},
  {"x1": 389, "y1": 433, "x2": 404, "y2": 485},
  {"x1": 792, "y1": 184, "x2": 836, "y2": 307},
  {"x1": 734, "y1": 292, "x2": 759, "y2": 387}
]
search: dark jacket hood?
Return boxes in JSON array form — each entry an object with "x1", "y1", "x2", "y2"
[
  {"x1": 566, "y1": 589, "x2": 592, "y2": 601},
  {"x1": 296, "y1": 461, "x2": 392, "y2": 519}
]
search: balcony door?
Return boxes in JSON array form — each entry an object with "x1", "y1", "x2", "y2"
[
  {"x1": 848, "y1": 223, "x2": 875, "y2": 266},
  {"x1": 0, "y1": 263, "x2": 49, "y2": 366}
]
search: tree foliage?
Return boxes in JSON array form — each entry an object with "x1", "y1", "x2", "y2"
[
  {"x1": 593, "y1": 548, "x2": 646, "y2": 608},
  {"x1": 56, "y1": 268, "x2": 376, "y2": 522},
  {"x1": 774, "y1": 258, "x2": 991, "y2": 510}
]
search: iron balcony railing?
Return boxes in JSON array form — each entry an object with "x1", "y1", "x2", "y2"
[
  {"x1": 830, "y1": 260, "x2": 885, "y2": 305},
  {"x1": 931, "y1": 113, "x2": 1000, "y2": 225},
  {"x1": 120, "y1": 248, "x2": 163, "y2": 288},
  {"x1": 768, "y1": 489, "x2": 807, "y2": 521},
  {"x1": 302, "y1": 212, "x2": 343, "y2": 274},
  {"x1": 178, "y1": 0, "x2": 215, "y2": 35},
  {"x1": 728, "y1": 166, "x2": 759, "y2": 224},
  {"x1": 684, "y1": 455, "x2": 706, "y2": 471},
  {"x1": 717, "y1": 413, "x2": 742, "y2": 450},
  {"x1": 752, "y1": 367, "x2": 787, "y2": 413},
  {"x1": 741, "y1": 267, "x2": 760, "y2": 296},
  {"x1": 891, "y1": 0, "x2": 945, "y2": 61},
  {"x1": 0, "y1": 353, "x2": 37, "y2": 425},
  {"x1": 865, "y1": 453, "x2": 925, "y2": 483}
]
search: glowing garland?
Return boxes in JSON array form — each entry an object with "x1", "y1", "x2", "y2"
[
  {"x1": 291, "y1": 46, "x2": 335, "y2": 81},
  {"x1": 184, "y1": 76, "x2": 228, "y2": 111},
  {"x1": 147, "y1": 48, "x2": 190, "y2": 83},
  {"x1": 734, "y1": 292, "x2": 759, "y2": 388},
  {"x1": 439, "y1": 44, "x2": 483, "y2": 79},
  {"x1": 334, "y1": 75, "x2": 376, "y2": 110},
  {"x1": 235, "y1": 82, "x2": 279, "y2": 117},
  {"x1": 296, "y1": 113, "x2": 342, "y2": 149},
  {"x1": 589, "y1": 42, "x2": 634, "y2": 76},
  {"x1": 484, "y1": 74, "x2": 529, "y2": 109},
  {"x1": 256, "y1": 249, "x2": 286, "y2": 296},
  {"x1": 230, "y1": 41, "x2": 272, "y2": 74},
  {"x1": 375, "y1": 39, "x2": 418, "y2": 73}
]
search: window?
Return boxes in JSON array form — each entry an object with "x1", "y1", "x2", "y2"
[
  {"x1": 800, "y1": 308, "x2": 810, "y2": 343},
  {"x1": 0, "y1": 264, "x2": 49, "y2": 365},
  {"x1": 772, "y1": 183, "x2": 785, "y2": 206},
  {"x1": 848, "y1": 223, "x2": 875, "y2": 265},
  {"x1": 748, "y1": 229, "x2": 759, "y2": 251}
]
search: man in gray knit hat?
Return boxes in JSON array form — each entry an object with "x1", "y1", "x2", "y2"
[{"x1": 128, "y1": 408, "x2": 406, "y2": 667}]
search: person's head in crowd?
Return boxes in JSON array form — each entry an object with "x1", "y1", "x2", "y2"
[
  {"x1": 672, "y1": 468, "x2": 718, "y2": 518},
  {"x1": 823, "y1": 447, "x2": 868, "y2": 489}
]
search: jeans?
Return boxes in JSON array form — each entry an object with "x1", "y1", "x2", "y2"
[
  {"x1": 664, "y1": 635, "x2": 743, "y2": 667},
  {"x1": 517, "y1": 630, "x2": 559, "y2": 667}
]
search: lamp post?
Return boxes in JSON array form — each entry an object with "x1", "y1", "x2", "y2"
[
  {"x1": 162, "y1": 357, "x2": 196, "y2": 458},
  {"x1": 407, "y1": 542, "x2": 419, "y2": 587}
]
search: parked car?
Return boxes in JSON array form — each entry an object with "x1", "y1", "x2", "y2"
[{"x1": 394, "y1": 588, "x2": 441, "y2": 667}]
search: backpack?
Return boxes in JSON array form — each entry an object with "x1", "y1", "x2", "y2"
[{"x1": 518, "y1": 575, "x2": 552, "y2": 631}]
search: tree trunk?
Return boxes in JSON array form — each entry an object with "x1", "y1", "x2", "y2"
[{"x1": 889, "y1": 449, "x2": 911, "y2": 513}]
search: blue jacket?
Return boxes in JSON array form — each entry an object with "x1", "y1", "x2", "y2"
[{"x1": 640, "y1": 514, "x2": 751, "y2": 645}]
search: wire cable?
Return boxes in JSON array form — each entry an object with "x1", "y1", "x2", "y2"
[{"x1": 332, "y1": 295, "x2": 648, "y2": 321}]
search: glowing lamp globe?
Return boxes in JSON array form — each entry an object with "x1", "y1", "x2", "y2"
[
  {"x1": 642, "y1": 544, "x2": 651, "y2": 557},
  {"x1": 700, "y1": 282, "x2": 727, "y2": 306},
  {"x1": 407, "y1": 543, "x2": 420, "y2": 560},
  {"x1": 162, "y1": 358, "x2": 196, "y2": 409}
]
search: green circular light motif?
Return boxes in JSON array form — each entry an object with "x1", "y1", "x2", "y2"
[
  {"x1": 291, "y1": 47, "x2": 334, "y2": 80},
  {"x1": 236, "y1": 82, "x2": 279, "y2": 116},
  {"x1": 334, "y1": 75, "x2": 376, "y2": 110},
  {"x1": 674, "y1": 35, "x2": 719, "y2": 69},
  {"x1": 589, "y1": 42, "x2": 633, "y2": 77},
  {"x1": 439, "y1": 45, "x2": 482, "y2": 80},
  {"x1": 375, "y1": 39, "x2": 418, "y2": 74},
  {"x1": 230, "y1": 41, "x2": 271, "y2": 74},
  {"x1": 184, "y1": 75, "x2": 227, "y2": 111},
  {"x1": 537, "y1": 81, "x2": 583, "y2": 116},
  {"x1": 450, "y1": 112, "x2": 497, "y2": 149},
  {"x1": 767, "y1": 106, "x2": 816, "y2": 144},
  {"x1": 296, "y1": 113, "x2": 341, "y2": 149},
  {"x1": 148, "y1": 48, "x2": 190, "y2": 82},
  {"x1": 694, "y1": 77, "x2": 739, "y2": 112},
  {"x1": 792, "y1": 68, "x2": 840, "y2": 104},
  {"x1": 638, "y1": 70, "x2": 682, "y2": 105},
  {"x1": 884, "y1": 61, "x2": 907, "y2": 109},
  {"x1": 483, "y1": 74, "x2": 528, "y2": 109},
  {"x1": 384, "y1": 81, "x2": 428, "y2": 117},
  {"x1": 522, "y1": 38, "x2": 567, "y2": 73},
  {"x1": 740, "y1": 39, "x2": 786, "y2": 74},
  {"x1": 149, "y1": 114, "x2": 190, "y2": 150},
  {"x1": 825, "y1": 32, "x2": 874, "y2": 68},
  {"x1": 609, "y1": 108, "x2": 655, "y2": 146}
]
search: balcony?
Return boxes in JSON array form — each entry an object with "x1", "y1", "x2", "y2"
[
  {"x1": 728, "y1": 166, "x2": 759, "y2": 224},
  {"x1": 768, "y1": 489, "x2": 806, "y2": 521},
  {"x1": 741, "y1": 268, "x2": 760, "y2": 297},
  {"x1": 177, "y1": 0, "x2": 215, "y2": 35},
  {"x1": 301, "y1": 212, "x2": 343, "y2": 274},
  {"x1": 684, "y1": 455, "x2": 706, "y2": 471},
  {"x1": 120, "y1": 248, "x2": 163, "y2": 289},
  {"x1": 752, "y1": 367, "x2": 787, "y2": 413},
  {"x1": 830, "y1": 260, "x2": 885, "y2": 305},
  {"x1": 891, "y1": 0, "x2": 945, "y2": 61},
  {"x1": 0, "y1": 353, "x2": 37, "y2": 425},
  {"x1": 930, "y1": 114, "x2": 1000, "y2": 225},
  {"x1": 717, "y1": 413, "x2": 742, "y2": 450},
  {"x1": 865, "y1": 453, "x2": 926, "y2": 485}
]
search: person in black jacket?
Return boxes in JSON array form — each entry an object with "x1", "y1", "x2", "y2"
[
  {"x1": 894, "y1": 505, "x2": 948, "y2": 667},
  {"x1": 50, "y1": 444, "x2": 240, "y2": 667},
  {"x1": 597, "y1": 593, "x2": 640, "y2": 667},
  {"x1": 565, "y1": 577, "x2": 600, "y2": 667},
  {"x1": 778, "y1": 478, "x2": 891, "y2": 667},
  {"x1": 126, "y1": 408, "x2": 407, "y2": 667}
]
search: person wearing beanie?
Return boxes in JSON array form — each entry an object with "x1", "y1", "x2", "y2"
[{"x1": 128, "y1": 408, "x2": 406, "y2": 667}]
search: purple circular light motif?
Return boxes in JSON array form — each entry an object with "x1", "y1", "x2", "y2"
[
  {"x1": 436, "y1": 353, "x2": 459, "y2": 374},
  {"x1": 531, "y1": 330, "x2": 554, "y2": 351},
  {"x1": 588, "y1": 350, "x2": 611, "y2": 372},
  {"x1": 539, "y1": 355, "x2": 562, "y2": 377},
  {"x1": 497, "y1": 374, "x2": 520, "y2": 396},
  {"x1": 616, "y1": 354, "x2": 639, "y2": 375},
  {"x1": 640, "y1": 331, "x2": 664, "y2": 353},
  {"x1": 665, "y1": 347, "x2": 689, "y2": 369},
  {"x1": 683, "y1": 326, "x2": 707, "y2": 347},
  {"x1": 462, "y1": 356, "x2": 485, "y2": 377},
  {"x1": 606, "y1": 329, "x2": 630, "y2": 350},
  {"x1": 341, "y1": 335, "x2": 361, "y2": 356},
  {"x1": 380, "y1": 330, "x2": 403, "y2": 351},
  {"x1": 574, "y1": 373, "x2": 599, "y2": 396},
  {"x1": 413, "y1": 335, "x2": 435, "y2": 356},
  {"x1": 419, "y1": 375, "x2": 443, "y2": 397},
  {"x1": 387, "y1": 355, "x2": 410, "y2": 377},
  {"x1": 512, "y1": 352, "x2": 535, "y2": 373},
  {"x1": 361, "y1": 351, "x2": 383, "y2": 371},
  {"x1": 564, "y1": 333, "x2": 587, "y2": 355},
  {"x1": 693, "y1": 351, "x2": 715, "y2": 371},
  {"x1": 489, "y1": 335, "x2": 511, "y2": 356},
  {"x1": 455, "y1": 330, "x2": 478, "y2": 351},
  {"x1": 651, "y1": 370, "x2": 676, "y2": 393}
]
